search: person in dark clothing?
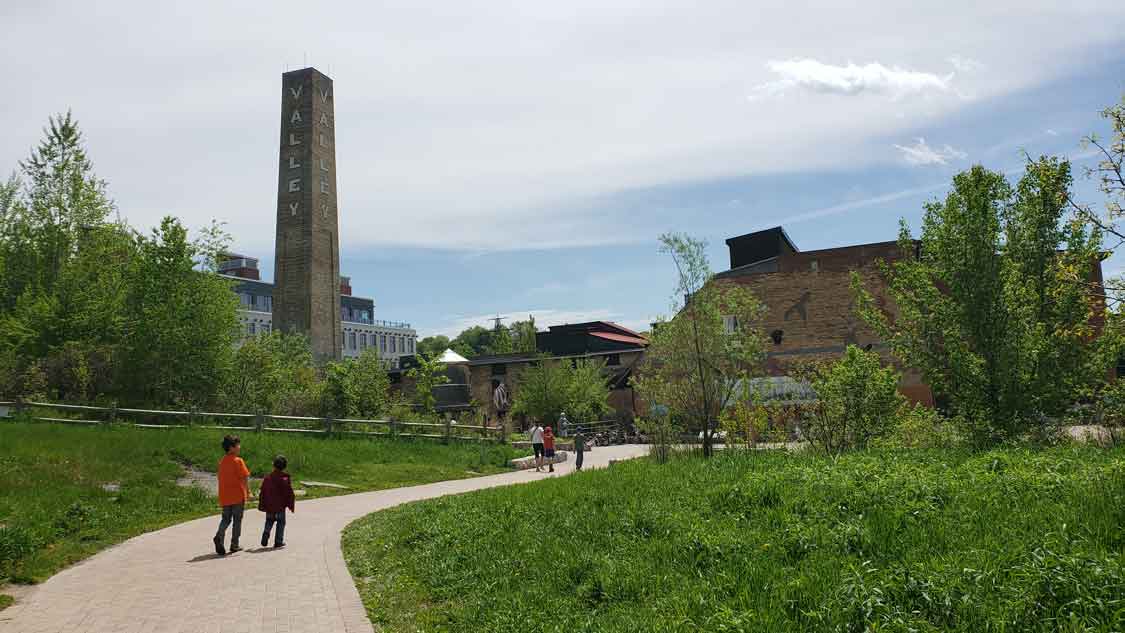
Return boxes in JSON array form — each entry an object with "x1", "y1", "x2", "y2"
[
  {"x1": 573, "y1": 430, "x2": 585, "y2": 471},
  {"x1": 258, "y1": 455, "x2": 295, "y2": 548}
]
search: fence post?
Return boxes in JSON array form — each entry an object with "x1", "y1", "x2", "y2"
[
  {"x1": 324, "y1": 416, "x2": 334, "y2": 436},
  {"x1": 389, "y1": 418, "x2": 397, "y2": 440},
  {"x1": 255, "y1": 413, "x2": 264, "y2": 433},
  {"x1": 108, "y1": 400, "x2": 118, "y2": 425},
  {"x1": 14, "y1": 397, "x2": 25, "y2": 417},
  {"x1": 444, "y1": 418, "x2": 451, "y2": 444},
  {"x1": 187, "y1": 407, "x2": 196, "y2": 428}
]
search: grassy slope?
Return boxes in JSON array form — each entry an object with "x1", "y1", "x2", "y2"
[
  {"x1": 0, "y1": 421, "x2": 520, "y2": 583},
  {"x1": 343, "y1": 447, "x2": 1125, "y2": 633}
]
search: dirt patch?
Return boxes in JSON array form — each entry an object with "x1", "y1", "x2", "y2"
[{"x1": 176, "y1": 467, "x2": 219, "y2": 495}]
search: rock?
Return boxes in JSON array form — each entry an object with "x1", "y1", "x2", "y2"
[
  {"x1": 512, "y1": 452, "x2": 568, "y2": 470},
  {"x1": 101, "y1": 483, "x2": 120, "y2": 493}
]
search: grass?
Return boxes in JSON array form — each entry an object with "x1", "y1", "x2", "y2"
[
  {"x1": 343, "y1": 446, "x2": 1125, "y2": 632},
  {"x1": 0, "y1": 420, "x2": 521, "y2": 584},
  {"x1": 0, "y1": 594, "x2": 12, "y2": 611}
]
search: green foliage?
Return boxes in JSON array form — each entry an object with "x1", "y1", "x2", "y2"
[
  {"x1": 510, "y1": 358, "x2": 610, "y2": 426},
  {"x1": 1078, "y1": 93, "x2": 1125, "y2": 308},
  {"x1": 343, "y1": 447, "x2": 1125, "y2": 633},
  {"x1": 449, "y1": 325, "x2": 492, "y2": 358},
  {"x1": 800, "y1": 345, "x2": 905, "y2": 455},
  {"x1": 875, "y1": 403, "x2": 964, "y2": 449},
  {"x1": 634, "y1": 233, "x2": 766, "y2": 456},
  {"x1": 223, "y1": 332, "x2": 320, "y2": 415},
  {"x1": 321, "y1": 348, "x2": 392, "y2": 419},
  {"x1": 406, "y1": 354, "x2": 448, "y2": 415},
  {"x1": 0, "y1": 421, "x2": 521, "y2": 583},
  {"x1": 415, "y1": 335, "x2": 450, "y2": 359},
  {"x1": 0, "y1": 113, "x2": 240, "y2": 408},
  {"x1": 854, "y1": 161, "x2": 1112, "y2": 445},
  {"x1": 509, "y1": 316, "x2": 538, "y2": 353},
  {"x1": 446, "y1": 317, "x2": 540, "y2": 359}
]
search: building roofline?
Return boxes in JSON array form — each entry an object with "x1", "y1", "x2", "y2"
[{"x1": 724, "y1": 226, "x2": 799, "y2": 253}]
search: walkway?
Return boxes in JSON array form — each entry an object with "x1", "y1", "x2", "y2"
[{"x1": 0, "y1": 445, "x2": 649, "y2": 633}]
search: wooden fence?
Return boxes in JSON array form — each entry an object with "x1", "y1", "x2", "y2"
[{"x1": 0, "y1": 399, "x2": 504, "y2": 444}]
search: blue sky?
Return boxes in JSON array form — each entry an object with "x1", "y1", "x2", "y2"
[{"x1": 3, "y1": 1, "x2": 1124, "y2": 337}]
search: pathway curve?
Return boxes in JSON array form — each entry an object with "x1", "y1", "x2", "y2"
[{"x1": 0, "y1": 445, "x2": 648, "y2": 633}]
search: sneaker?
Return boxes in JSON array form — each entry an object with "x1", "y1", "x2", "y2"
[
  {"x1": 261, "y1": 534, "x2": 269, "y2": 547},
  {"x1": 274, "y1": 542, "x2": 285, "y2": 549},
  {"x1": 229, "y1": 544, "x2": 242, "y2": 553},
  {"x1": 213, "y1": 536, "x2": 226, "y2": 556}
]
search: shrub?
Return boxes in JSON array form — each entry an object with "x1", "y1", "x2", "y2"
[
  {"x1": 803, "y1": 346, "x2": 904, "y2": 455},
  {"x1": 875, "y1": 404, "x2": 963, "y2": 449}
]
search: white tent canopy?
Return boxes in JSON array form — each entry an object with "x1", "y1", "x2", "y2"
[{"x1": 438, "y1": 348, "x2": 470, "y2": 364}]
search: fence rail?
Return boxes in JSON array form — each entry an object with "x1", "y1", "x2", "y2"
[{"x1": 0, "y1": 399, "x2": 505, "y2": 444}]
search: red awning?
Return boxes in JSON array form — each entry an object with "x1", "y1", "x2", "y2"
[{"x1": 590, "y1": 332, "x2": 648, "y2": 346}]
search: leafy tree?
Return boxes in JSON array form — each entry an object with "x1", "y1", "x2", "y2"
[
  {"x1": 487, "y1": 322, "x2": 514, "y2": 355},
  {"x1": 224, "y1": 332, "x2": 320, "y2": 415},
  {"x1": 406, "y1": 353, "x2": 448, "y2": 415},
  {"x1": 1075, "y1": 93, "x2": 1125, "y2": 309},
  {"x1": 510, "y1": 316, "x2": 538, "y2": 352},
  {"x1": 510, "y1": 358, "x2": 610, "y2": 428},
  {"x1": 321, "y1": 348, "x2": 391, "y2": 419},
  {"x1": 416, "y1": 335, "x2": 451, "y2": 359},
  {"x1": 120, "y1": 217, "x2": 239, "y2": 406},
  {"x1": 450, "y1": 325, "x2": 492, "y2": 358},
  {"x1": 634, "y1": 233, "x2": 766, "y2": 457},
  {"x1": 853, "y1": 161, "x2": 1111, "y2": 445},
  {"x1": 800, "y1": 345, "x2": 904, "y2": 455}
]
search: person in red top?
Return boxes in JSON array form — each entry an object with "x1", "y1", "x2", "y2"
[
  {"x1": 542, "y1": 423, "x2": 556, "y2": 473},
  {"x1": 213, "y1": 435, "x2": 251, "y2": 556},
  {"x1": 258, "y1": 455, "x2": 296, "y2": 548}
]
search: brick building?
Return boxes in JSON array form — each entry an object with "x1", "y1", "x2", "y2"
[
  {"x1": 714, "y1": 226, "x2": 1114, "y2": 405},
  {"x1": 715, "y1": 227, "x2": 932, "y2": 404}
]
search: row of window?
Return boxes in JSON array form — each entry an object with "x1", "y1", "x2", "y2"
[
  {"x1": 342, "y1": 306, "x2": 371, "y2": 323},
  {"x1": 342, "y1": 331, "x2": 415, "y2": 355},
  {"x1": 240, "y1": 293, "x2": 272, "y2": 312}
]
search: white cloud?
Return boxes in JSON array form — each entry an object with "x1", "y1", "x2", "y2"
[
  {"x1": 948, "y1": 55, "x2": 985, "y2": 72},
  {"x1": 1045, "y1": 128, "x2": 1059, "y2": 136},
  {"x1": 752, "y1": 59, "x2": 953, "y2": 99},
  {"x1": 893, "y1": 137, "x2": 968, "y2": 165},
  {"x1": 2, "y1": 2, "x2": 1123, "y2": 254}
]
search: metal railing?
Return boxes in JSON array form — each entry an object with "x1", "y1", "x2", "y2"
[{"x1": 0, "y1": 399, "x2": 503, "y2": 444}]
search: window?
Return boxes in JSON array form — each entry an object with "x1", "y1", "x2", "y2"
[
  {"x1": 360, "y1": 333, "x2": 367, "y2": 349},
  {"x1": 722, "y1": 315, "x2": 739, "y2": 335},
  {"x1": 409, "y1": 338, "x2": 414, "y2": 353},
  {"x1": 810, "y1": 259, "x2": 819, "y2": 272},
  {"x1": 240, "y1": 293, "x2": 252, "y2": 308},
  {"x1": 249, "y1": 322, "x2": 256, "y2": 335},
  {"x1": 606, "y1": 354, "x2": 621, "y2": 366},
  {"x1": 350, "y1": 332, "x2": 357, "y2": 350},
  {"x1": 391, "y1": 337, "x2": 397, "y2": 353},
  {"x1": 381, "y1": 334, "x2": 387, "y2": 352},
  {"x1": 771, "y1": 329, "x2": 784, "y2": 345}
]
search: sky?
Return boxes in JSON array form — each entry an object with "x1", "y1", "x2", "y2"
[{"x1": 3, "y1": 1, "x2": 1125, "y2": 337}]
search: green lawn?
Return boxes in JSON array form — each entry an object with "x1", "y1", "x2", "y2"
[
  {"x1": 343, "y1": 446, "x2": 1125, "y2": 632},
  {"x1": 0, "y1": 420, "x2": 520, "y2": 584}
]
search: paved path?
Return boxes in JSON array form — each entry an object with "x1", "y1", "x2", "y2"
[{"x1": 0, "y1": 445, "x2": 649, "y2": 633}]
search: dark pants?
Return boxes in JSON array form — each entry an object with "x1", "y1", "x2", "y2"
[
  {"x1": 262, "y1": 511, "x2": 286, "y2": 546},
  {"x1": 215, "y1": 503, "x2": 244, "y2": 547},
  {"x1": 576, "y1": 446, "x2": 584, "y2": 469}
]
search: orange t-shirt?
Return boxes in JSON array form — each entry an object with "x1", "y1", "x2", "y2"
[{"x1": 217, "y1": 454, "x2": 251, "y2": 506}]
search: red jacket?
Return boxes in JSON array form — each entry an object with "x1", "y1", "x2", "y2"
[{"x1": 258, "y1": 470, "x2": 295, "y2": 514}]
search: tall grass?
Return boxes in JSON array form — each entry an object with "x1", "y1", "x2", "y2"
[
  {"x1": 343, "y1": 447, "x2": 1125, "y2": 632},
  {"x1": 0, "y1": 421, "x2": 520, "y2": 583}
]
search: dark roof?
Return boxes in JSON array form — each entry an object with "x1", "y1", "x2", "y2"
[{"x1": 724, "y1": 226, "x2": 799, "y2": 252}]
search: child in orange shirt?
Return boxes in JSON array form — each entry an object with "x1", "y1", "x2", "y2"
[{"x1": 213, "y1": 435, "x2": 251, "y2": 556}]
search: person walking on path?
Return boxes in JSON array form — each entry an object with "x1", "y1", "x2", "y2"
[
  {"x1": 258, "y1": 455, "x2": 295, "y2": 548},
  {"x1": 530, "y1": 422, "x2": 545, "y2": 472},
  {"x1": 573, "y1": 428, "x2": 585, "y2": 471},
  {"x1": 543, "y1": 423, "x2": 556, "y2": 473},
  {"x1": 213, "y1": 435, "x2": 251, "y2": 556}
]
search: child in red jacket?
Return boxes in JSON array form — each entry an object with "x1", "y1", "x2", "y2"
[{"x1": 258, "y1": 455, "x2": 295, "y2": 548}]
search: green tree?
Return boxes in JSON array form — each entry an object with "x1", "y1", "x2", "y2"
[
  {"x1": 406, "y1": 353, "x2": 448, "y2": 415},
  {"x1": 510, "y1": 358, "x2": 610, "y2": 427},
  {"x1": 120, "y1": 217, "x2": 239, "y2": 406},
  {"x1": 487, "y1": 322, "x2": 514, "y2": 355},
  {"x1": 853, "y1": 161, "x2": 1111, "y2": 445},
  {"x1": 1076, "y1": 93, "x2": 1125, "y2": 309},
  {"x1": 634, "y1": 233, "x2": 766, "y2": 457},
  {"x1": 450, "y1": 325, "x2": 492, "y2": 358},
  {"x1": 416, "y1": 335, "x2": 450, "y2": 359},
  {"x1": 224, "y1": 332, "x2": 320, "y2": 415},
  {"x1": 509, "y1": 316, "x2": 538, "y2": 353},
  {"x1": 320, "y1": 348, "x2": 391, "y2": 419},
  {"x1": 801, "y1": 345, "x2": 904, "y2": 455}
]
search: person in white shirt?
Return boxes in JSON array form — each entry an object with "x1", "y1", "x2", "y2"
[{"x1": 530, "y1": 422, "x2": 545, "y2": 472}]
